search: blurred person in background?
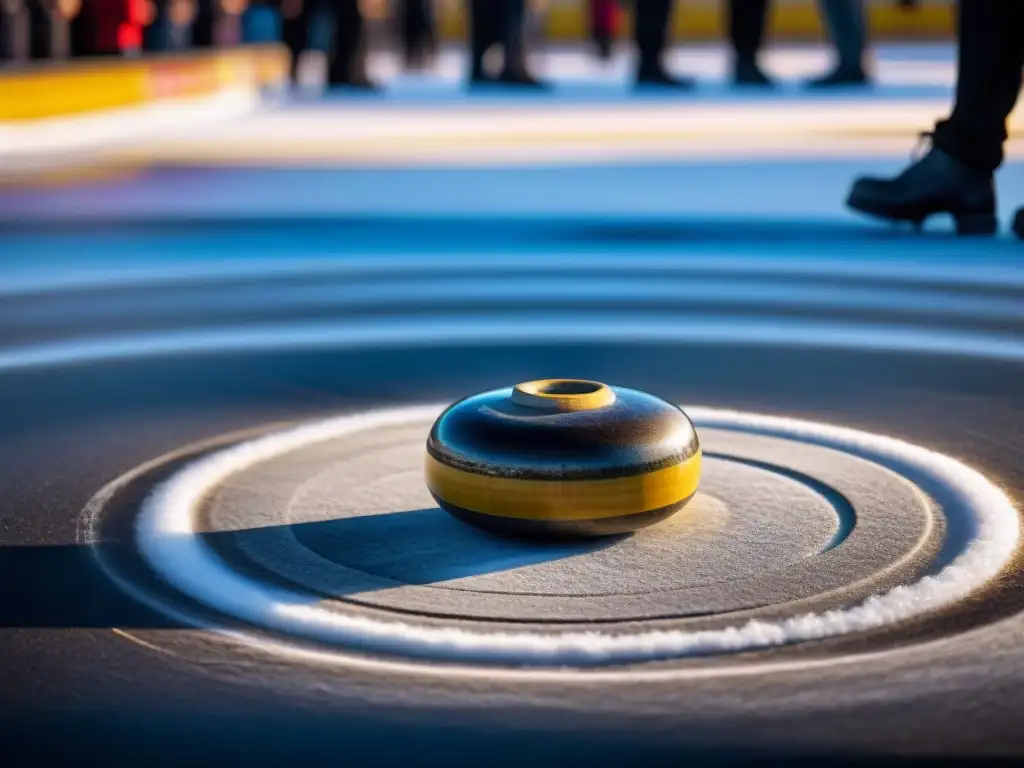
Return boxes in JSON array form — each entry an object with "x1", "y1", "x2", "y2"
[
  {"x1": 28, "y1": 0, "x2": 79, "y2": 59},
  {"x1": 730, "y1": 1, "x2": 934, "y2": 88},
  {"x1": 283, "y1": 0, "x2": 374, "y2": 89},
  {"x1": 467, "y1": 0, "x2": 544, "y2": 87},
  {"x1": 634, "y1": 0, "x2": 692, "y2": 87},
  {"x1": 633, "y1": 0, "x2": 776, "y2": 89},
  {"x1": 71, "y1": 0, "x2": 148, "y2": 55},
  {"x1": 398, "y1": 0, "x2": 435, "y2": 70},
  {"x1": 143, "y1": 0, "x2": 195, "y2": 49},
  {"x1": 280, "y1": 0, "x2": 306, "y2": 79},
  {"x1": 191, "y1": 0, "x2": 214, "y2": 44},
  {"x1": 0, "y1": 1, "x2": 20, "y2": 62},
  {"x1": 142, "y1": 0, "x2": 167, "y2": 49},
  {"x1": 2, "y1": 0, "x2": 31, "y2": 62},
  {"x1": 846, "y1": 0, "x2": 1024, "y2": 239},
  {"x1": 192, "y1": 0, "x2": 247, "y2": 46},
  {"x1": 242, "y1": 0, "x2": 282, "y2": 42},
  {"x1": 726, "y1": 0, "x2": 871, "y2": 87},
  {"x1": 808, "y1": 0, "x2": 870, "y2": 87},
  {"x1": 589, "y1": 0, "x2": 619, "y2": 61},
  {"x1": 728, "y1": 0, "x2": 771, "y2": 85}
]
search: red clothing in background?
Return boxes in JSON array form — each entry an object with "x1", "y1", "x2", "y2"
[{"x1": 74, "y1": 0, "x2": 145, "y2": 54}]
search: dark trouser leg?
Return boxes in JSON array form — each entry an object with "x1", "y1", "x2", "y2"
[
  {"x1": 144, "y1": 1, "x2": 170, "y2": 52},
  {"x1": 500, "y1": 0, "x2": 547, "y2": 86},
  {"x1": 468, "y1": 0, "x2": 500, "y2": 79},
  {"x1": 28, "y1": 2, "x2": 50, "y2": 59},
  {"x1": 933, "y1": 0, "x2": 1024, "y2": 174},
  {"x1": 1, "y1": 2, "x2": 30, "y2": 62},
  {"x1": 401, "y1": 0, "x2": 434, "y2": 67},
  {"x1": 327, "y1": 0, "x2": 371, "y2": 86},
  {"x1": 844, "y1": 1, "x2": 1022, "y2": 235},
  {"x1": 728, "y1": 0, "x2": 767, "y2": 67},
  {"x1": 192, "y1": 0, "x2": 217, "y2": 47},
  {"x1": 729, "y1": 0, "x2": 773, "y2": 84},
  {"x1": 634, "y1": 0, "x2": 671, "y2": 76},
  {"x1": 282, "y1": 4, "x2": 311, "y2": 80},
  {"x1": 69, "y1": 9, "x2": 89, "y2": 56},
  {"x1": 590, "y1": 0, "x2": 616, "y2": 59},
  {"x1": 502, "y1": 0, "x2": 526, "y2": 73},
  {"x1": 818, "y1": 0, "x2": 865, "y2": 71}
]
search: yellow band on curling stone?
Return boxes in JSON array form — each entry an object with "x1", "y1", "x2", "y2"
[{"x1": 425, "y1": 451, "x2": 702, "y2": 521}]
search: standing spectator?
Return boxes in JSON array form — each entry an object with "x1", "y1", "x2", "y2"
[
  {"x1": 846, "y1": 0, "x2": 1023, "y2": 238},
  {"x1": 192, "y1": 0, "x2": 247, "y2": 46},
  {"x1": 2, "y1": 0, "x2": 31, "y2": 62},
  {"x1": 467, "y1": 0, "x2": 544, "y2": 87},
  {"x1": 728, "y1": 0, "x2": 771, "y2": 85},
  {"x1": 589, "y1": 0, "x2": 618, "y2": 61},
  {"x1": 191, "y1": 0, "x2": 214, "y2": 44},
  {"x1": 399, "y1": 0, "x2": 435, "y2": 70},
  {"x1": 808, "y1": 0, "x2": 870, "y2": 87},
  {"x1": 71, "y1": 0, "x2": 147, "y2": 56},
  {"x1": 284, "y1": 0, "x2": 375, "y2": 89},
  {"x1": 29, "y1": 0, "x2": 79, "y2": 59},
  {"x1": 728, "y1": 0, "x2": 893, "y2": 88},
  {"x1": 326, "y1": 0, "x2": 372, "y2": 87},
  {"x1": 280, "y1": 0, "x2": 305, "y2": 80},
  {"x1": 633, "y1": 0, "x2": 693, "y2": 88},
  {"x1": 632, "y1": 0, "x2": 773, "y2": 89},
  {"x1": 242, "y1": 0, "x2": 281, "y2": 43},
  {"x1": 143, "y1": 0, "x2": 170, "y2": 49},
  {"x1": 145, "y1": 0, "x2": 196, "y2": 49}
]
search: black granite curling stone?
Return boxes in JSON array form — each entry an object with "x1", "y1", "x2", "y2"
[{"x1": 425, "y1": 379, "x2": 701, "y2": 539}]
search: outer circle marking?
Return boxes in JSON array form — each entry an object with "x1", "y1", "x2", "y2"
[
  {"x1": 4, "y1": 315, "x2": 1024, "y2": 375},
  {"x1": 134, "y1": 404, "x2": 1020, "y2": 667}
]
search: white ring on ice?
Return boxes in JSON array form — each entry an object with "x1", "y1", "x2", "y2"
[{"x1": 135, "y1": 404, "x2": 1019, "y2": 666}]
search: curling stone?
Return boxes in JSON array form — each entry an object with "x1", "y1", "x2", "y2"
[{"x1": 425, "y1": 379, "x2": 701, "y2": 539}]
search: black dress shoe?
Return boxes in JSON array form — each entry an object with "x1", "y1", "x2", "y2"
[
  {"x1": 807, "y1": 65, "x2": 870, "y2": 88},
  {"x1": 846, "y1": 140, "x2": 997, "y2": 235},
  {"x1": 1014, "y1": 207, "x2": 1024, "y2": 240},
  {"x1": 635, "y1": 67, "x2": 696, "y2": 89},
  {"x1": 733, "y1": 59, "x2": 773, "y2": 87}
]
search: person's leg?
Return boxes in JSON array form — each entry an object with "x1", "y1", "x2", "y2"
[
  {"x1": 501, "y1": 0, "x2": 525, "y2": 70},
  {"x1": 728, "y1": 0, "x2": 772, "y2": 85},
  {"x1": 413, "y1": 0, "x2": 437, "y2": 63},
  {"x1": 634, "y1": 0, "x2": 669, "y2": 77},
  {"x1": 400, "y1": 0, "x2": 433, "y2": 69},
  {"x1": 192, "y1": 0, "x2": 217, "y2": 47},
  {"x1": 467, "y1": 0, "x2": 497, "y2": 81},
  {"x1": 932, "y1": 0, "x2": 1024, "y2": 174},
  {"x1": 327, "y1": 0, "x2": 375, "y2": 89},
  {"x1": 281, "y1": 0, "x2": 311, "y2": 82},
  {"x1": 28, "y1": 0, "x2": 51, "y2": 59},
  {"x1": 634, "y1": 0, "x2": 692, "y2": 87},
  {"x1": 808, "y1": 0, "x2": 869, "y2": 87},
  {"x1": 1, "y1": 0, "x2": 31, "y2": 62},
  {"x1": 589, "y1": 0, "x2": 616, "y2": 60},
  {"x1": 846, "y1": 1, "x2": 1024, "y2": 235},
  {"x1": 144, "y1": 0, "x2": 170, "y2": 52},
  {"x1": 399, "y1": 0, "x2": 415, "y2": 67},
  {"x1": 495, "y1": 0, "x2": 547, "y2": 87}
]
